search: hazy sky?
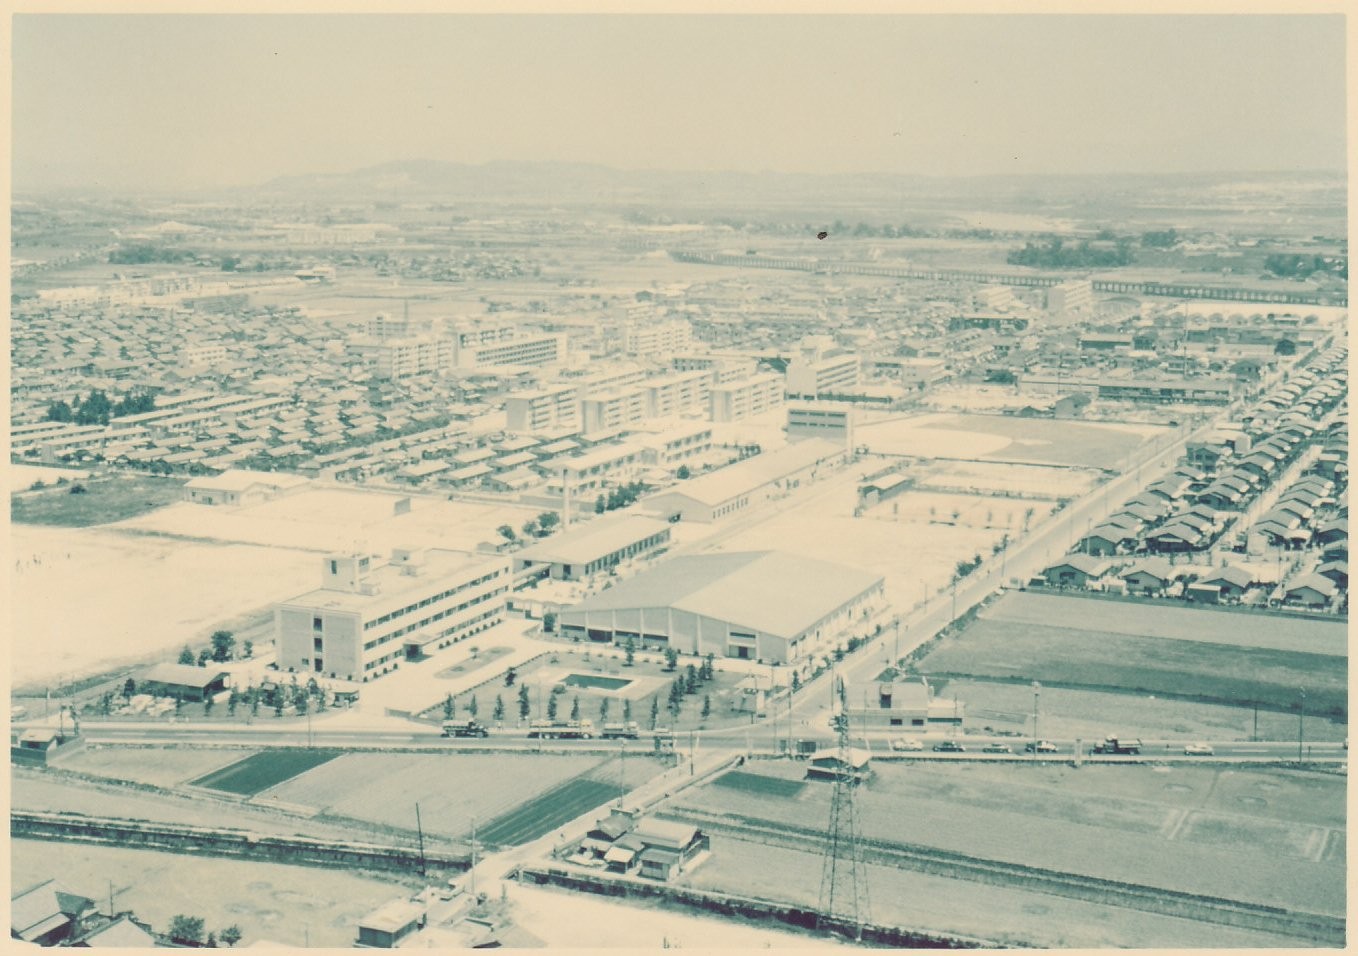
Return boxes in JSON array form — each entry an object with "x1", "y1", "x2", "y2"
[{"x1": 12, "y1": 14, "x2": 1348, "y2": 191}]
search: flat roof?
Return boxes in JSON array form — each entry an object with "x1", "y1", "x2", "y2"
[
  {"x1": 281, "y1": 549, "x2": 502, "y2": 614},
  {"x1": 517, "y1": 514, "x2": 670, "y2": 567},
  {"x1": 567, "y1": 551, "x2": 882, "y2": 640}
]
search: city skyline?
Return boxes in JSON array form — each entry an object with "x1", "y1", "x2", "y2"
[{"x1": 12, "y1": 13, "x2": 1348, "y2": 192}]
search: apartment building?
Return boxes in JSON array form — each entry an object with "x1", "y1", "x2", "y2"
[
  {"x1": 275, "y1": 548, "x2": 511, "y2": 682},
  {"x1": 711, "y1": 373, "x2": 786, "y2": 422},
  {"x1": 581, "y1": 389, "x2": 647, "y2": 433},
  {"x1": 179, "y1": 342, "x2": 228, "y2": 371},
  {"x1": 454, "y1": 332, "x2": 567, "y2": 369},
  {"x1": 672, "y1": 353, "x2": 757, "y2": 385},
  {"x1": 505, "y1": 383, "x2": 581, "y2": 432},
  {"x1": 785, "y1": 352, "x2": 861, "y2": 399},
  {"x1": 1047, "y1": 279, "x2": 1095, "y2": 315},
  {"x1": 643, "y1": 370, "x2": 712, "y2": 419},
  {"x1": 623, "y1": 318, "x2": 693, "y2": 358}
]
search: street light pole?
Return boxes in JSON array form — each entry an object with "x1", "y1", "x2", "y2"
[
  {"x1": 1032, "y1": 681, "x2": 1041, "y2": 756},
  {"x1": 1298, "y1": 687, "x2": 1306, "y2": 763}
]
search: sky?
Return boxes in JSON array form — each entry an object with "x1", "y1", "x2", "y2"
[{"x1": 10, "y1": 13, "x2": 1349, "y2": 192}]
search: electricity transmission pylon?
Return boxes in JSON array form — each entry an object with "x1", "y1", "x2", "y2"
[{"x1": 818, "y1": 673, "x2": 870, "y2": 940}]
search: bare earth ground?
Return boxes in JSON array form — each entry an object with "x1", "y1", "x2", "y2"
[
  {"x1": 55, "y1": 746, "x2": 249, "y2": 789},
  {"x1": 11, "y1": 838, "x2": 413, "y2": 948},
  {"x1": 666, "y1": 760, "x2": 1345, "y2": 922},
  {"x1": 10, "y1": 524, "x2": 318, "y2": 688}
]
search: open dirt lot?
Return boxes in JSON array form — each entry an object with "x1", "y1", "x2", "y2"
[
  {"x1": 114, "y1": 485, "x2": 543, "y2": 554},
  {"x1": 10, "y1": 524, "x2": 318, "y2": 688},
  {"x1": 56, "y1": 746, "x2": 249, "y2": 789},
  {"x1": 667, "y1": 760, "x2": 1345, "y2": 923},
  {"x1": 11, "y1": 839, "x2": 413, "y2": 948},
  {"x1": 924, "y1": 413, "x2": 1167, "y2": 469}
]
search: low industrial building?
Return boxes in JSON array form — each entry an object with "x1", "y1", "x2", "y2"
[
  {"x1": 356, "y1": 898, "x2": 427, "y2": 948},
  {"x1": 558, "y1": 550, "x2": 885, "y2": 663},
  {"x1": 183, "y1": 468, "x2": 309, "y2": 506},
  {"x1": 275, "y1": 548, "x2": 511, "y2": 681},
  {"x1": 513, "y1": 514, "x2": 672, "y2": 583},
  {"x1": 840, "y1": 677, "x2": 965, "y2": 731},
  {"x1": 138, "y1": 663, "x2": 231, "y2": 701},
  {"x1": 643, "y1": 439, "x2": 844, "y2": 523}
]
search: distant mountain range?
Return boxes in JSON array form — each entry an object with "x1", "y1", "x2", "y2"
[{"x1": 250, "y1": 159, "x2": 1346, "y2": 210}]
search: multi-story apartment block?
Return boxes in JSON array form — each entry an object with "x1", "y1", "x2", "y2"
[
  {"x1": 710, "y1": 372, "x2": 786, "y2": 422},
  {"x1": 672, "y1": 353, "x2": 757, "y2": 385},
  {"x1": 454, "y1": 332, "x2": 566, "y2": 369},
  {"x1": 580, "y1": 388, "x2": 647, "y2": 433},
  {"x1": 1047, "y1": 279, "x2": 1095, "y2": 315},
  {"x1": 370, "y1": 336, "x2": 455, "y2": 380},
  {"x1": 368, "y1": 312, "x2": 411, "y2": 341},
  {"x1": 275, "y1": 548, "x2": 511, "y2": 682},
  {"x1": 544, "y1": 442, "x2": 648, "y2": 496},
  {"x1": 623, "y1": 318, "x2": 693, "y2": 358},
  {"x1": 505, "y1": 383, "x2": 581, "y2": 432},
  {"x1": 642, "y1": 370, "x2": 712, "y2": 419},
  {"x1": 179, "y1": 342, "x2": 227, "y2": 371},
  {"x1": 785, "y1": 351, "x2": 861, "y2": 399}
]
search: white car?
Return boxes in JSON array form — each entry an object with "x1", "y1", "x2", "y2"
[
  {"x1": 1183, "y1": 743, "x2": 1214, "y2": 756},
  {"x1": 891, "y1": 737, "x2": 925, "y2": 752}
]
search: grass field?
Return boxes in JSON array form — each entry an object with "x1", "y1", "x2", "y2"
[
  {"x1": 266, "y1": 752, "x2": 662, "y2": 840},
  {"x1": 668, "y1": 760, "x2": 1345, "y2": 924},
  {"x1": 918, "y1": 617, "x2": 1347, "y2": 716},
  {"x1": 712, "y1": 771, "x2": 806, "y2": 799},
  {"x1": 190, "y1": 750, "x2": 341, "y2": 796},
  {"x1": 478, "y1": 775, "x2": 620, "y2": 846},
  {"x1": 923, "y1": 414, "x2": 1164, "y2": 470},
  {"x1": 10, "y1": 473, "x2": 187, "y2": 526}
]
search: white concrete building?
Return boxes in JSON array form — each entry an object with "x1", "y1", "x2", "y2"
[{"x1": 710, "y1": 373, "x2": 785, "y2": 422}]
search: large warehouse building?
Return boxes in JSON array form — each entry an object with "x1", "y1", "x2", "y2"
[
  {"x1": 558, "y1": 551, "x2": 885, "y2": 664},
  {"x1": 643, "y1": 439, "x2": 845, "y2": 523}
]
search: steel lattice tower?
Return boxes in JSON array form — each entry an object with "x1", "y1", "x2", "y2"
[{"x1": 818, "y1": 675, "x2": 870, "y2": 940}]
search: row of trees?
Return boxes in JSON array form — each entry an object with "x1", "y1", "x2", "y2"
[
  {"x1": 168, "y1": 915, "x2": 242, "y2": 947},
  {"x1": 177, "y1": 631, "x2": 252, "y2": 666},
  {"x1": 594, "y1": 481, "x2": 650, "y2": 514},
  {"x1": 1007, "y1": 237, "x2": 1135, "y2": 269},
  {"x1": 45, "y1": 387, "x2": 157, "y2": 426},
  {"x1": 1264, "y1": 253, "x2": 1347, "y2": 279},
  {"x1": 496, "y1": 511, "x2": 560, "y2": 544}
]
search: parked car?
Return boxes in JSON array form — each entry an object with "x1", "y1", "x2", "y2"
[
  {"x1": 933, "y1": 741, "x2": 966, "y2": 752},
  {"x1": 1024, "y1": 740, "x2": 1060, "y2": 753},
  {"x1": 891, "y1": 737, "x2": 925, "y2": 752},
  {"x1": 982, "y1": 743, "x2": 1012, "y2": 754},
  {"x1": 1183, "y1": 742, "x2": 1215, "y2": 756}
]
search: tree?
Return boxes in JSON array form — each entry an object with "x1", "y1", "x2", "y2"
[
  {"x1": 599, "y1": 698, "x2": 611, "y2": 721},
  {"x1": 649, "y1": 695, "x2": 660, "y2": 729},
  {"x1": 242, "y1": 640, "x2": 253, "y2": 659},
  {"x1": 663, "y1": 647, "x2": 679, "y2": 672},
  {"x1": 210, "y1": 630, "x2": 236, "y2": 662},
  {"x1": 468, "y1": 695, "x2": 479, "y2": 718},
  {"x1": 493, "y1": 695, "x2": 505, "y2": 723},
  {"x1": 1023, "y1": 506, "x2": 1035, "y2": 532},
  {"x1": 623, "y1": 698, "x2": 633, "y2": 723},
  {"x1": 701, "y1": 695, "x2": 711, "y2": 719},
  {"x1": 542, "y1": 612, "x2": 557, "y2": 633},
  {"x1": 791, "y1": 671, "x2": 801, "y2": 693},
  {"x1": 197, "y1": 649, "x2": 212, "y2": 667},
  {"x1": 204, "y1": 696, "x2": 214, "y2": 716},
  {"x1": 220, "y1": 925, "x2": 243, "y2": 947},
  {"x1": 504, "y1": 667, "x2": 517, "y2": 687},
  {"x1": 546, "y1": 693, "x2": 558, "y2": 721},
  {"x1": 443, "y1": 694, "x2": 455, "y2": 720},
  {"x1": 207, "y1": 932, "x2": 218, "y2": 948},
  {"x1": 45, "y1": 400, "x2": 74, "y2": 422},
  {"x1": 168, "y1": 916, "x2": 205, "y2": 946},
  {"x1": 250, "y1": 697, "x2": 260, "y2": 718},
  {"x1": 570, "y1": 696, "x2": 580, "y2": 721},
  {"x1": 228, "y1": 689, "x2": 239, "y2": 716},
  {"x1": 497, "y1": 524, "x2": 517, "y2": 543},
  {"x1": 684, "y1": 664, "x2": 699, "y2": 695},
  {"x1": 178, "y1": 646, "x2": 195, "y2": 665},
  {"x1": 667, "y1": 681, "x2": 683, "y2": 718},
  {"x1": 595, "y1": 494, "x2": 607, "y2": 515},
  {"x1": 517, "y1": 684, "x2": 531, "y2": 720},
  {"x1": 123, "y1": 678, "x2": 136, "y2": 697},
  {"x1": 521, "y1": 518, "x2": 539, "y2": 538},
  {"x1": 623, "y1": 636, "x2": 636, "y2": 667},
  {"x1": 537, "y1": 511, "x2": 560, "y2": 534},
  {"x1": 1274, "y1": 338, "x2": 1297, "y2": 356},
  {"x1": 702, "y1": 653, "x2": 715, "y2": 681},
  {"x1": 676, "y1": 465, "x2": 691, "y2": 480}
]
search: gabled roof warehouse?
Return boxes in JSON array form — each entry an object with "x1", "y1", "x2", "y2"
[{"x1": 560, "y1": 551, "x2": 884, "y2": 664}]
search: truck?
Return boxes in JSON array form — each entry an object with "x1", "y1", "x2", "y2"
[
  {"x1": 442, "y1": 719, "x2": 489, "y2": 738},
  {"x1": 600, "y1": 722, "x2": 640, "y2": 739},
  {"x1": 527, "y1": 719, "x2": 595, "y2": 740},
  {"x1": 1092, "y1": 735, "x2": 1142, "y2": 755}
]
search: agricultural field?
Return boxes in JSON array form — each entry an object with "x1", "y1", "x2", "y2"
[
  {"x1": 478, "y1": 776, "x2": 620, "y2": 846},
  {"x1": 917, "y1": 592, "x2": 1347, "y2": 716},
  {"x1": 10, "y1": 523, "x2": 318, "y2": 689},
  {"x1": 666, "y1": 760, "x2": 1345, "y2": 932},
  {"x1": 683, "y1": 833, "x2": 1298, "y2": 949},
  {"x1": 11, "y1": 839, "x2": 413, "y2": 948},
  {"x1": 265, "y1": 752, "x2": 663, "y2": 841},
  {"x1": 10, "y1": 472, "x2": 186, "y2": 526},
  {"x1": 57, "y1": 746, "x2": 252, "y2": 789},
  {"x1": 190, "y1": 750, "x2": 341, "y2": 796}
]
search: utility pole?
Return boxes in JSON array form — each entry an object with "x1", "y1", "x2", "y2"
[
  {"x1": 470, "y1": 816, "x2": 477, "y2": 897},
  {"x1": 1032, "y1": 681, "x2": 1041, "y2": 756},
  {"x1": 1297, "y1": 687, "x2": 1306, "y2": 763},
  {"x1": 415, "y1": 803, "x2": 427, "y2": 878}
]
